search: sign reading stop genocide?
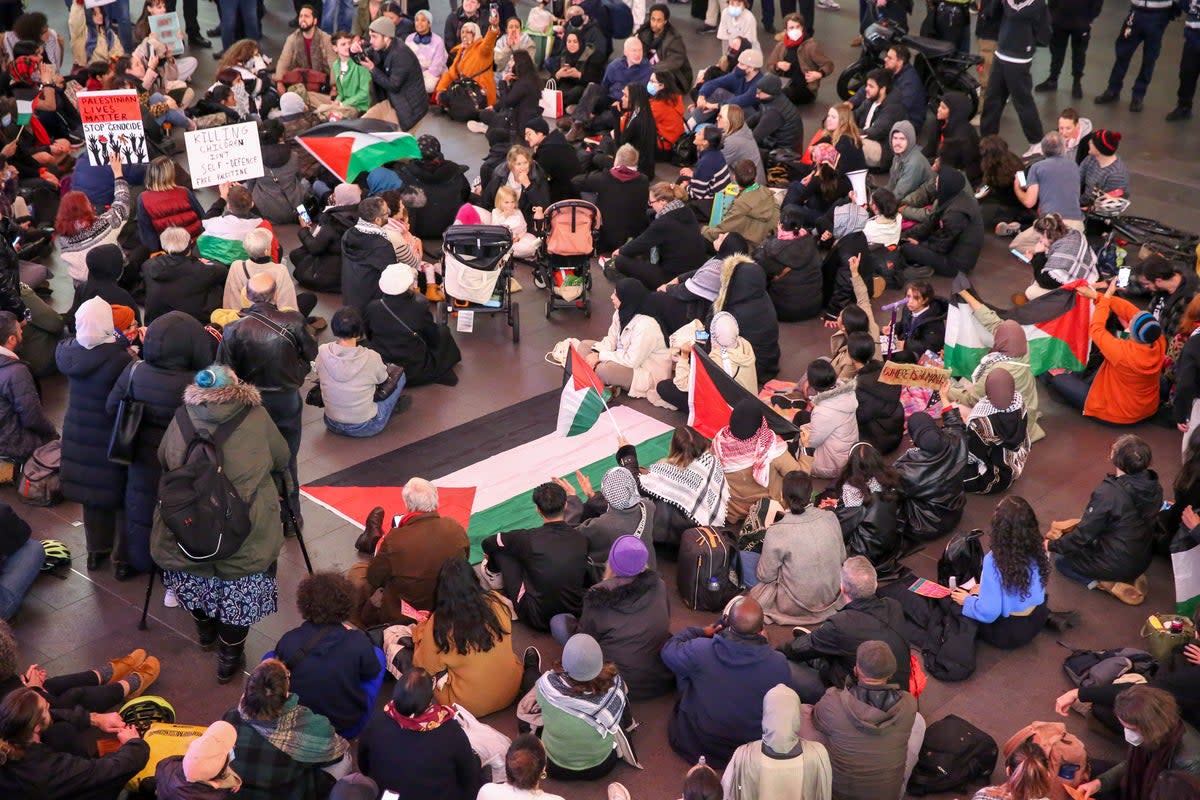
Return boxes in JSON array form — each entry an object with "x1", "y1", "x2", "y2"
[{"x1": 78, "y1": 90, "x2": 150, "y2": 166}]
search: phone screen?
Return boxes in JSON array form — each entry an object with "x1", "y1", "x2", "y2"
[
  {"x1": 1009, "y1": 247, "x2": 1032, "y2": 264},
  {"x1": 381, "y1": 793, "x2": 400, "y2": 800},
  {"x1": 1016, "y1": 170, "x2": 1027, "y2": 189},
  {"x1": 296, "y1": 204, "x2": 312, "y2": 225},
  {"x1": 1117, "y1": 266, "x2": 1131, "y2": 288}
]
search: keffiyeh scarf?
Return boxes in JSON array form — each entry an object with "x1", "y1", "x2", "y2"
[
  {"x1": 712, "y1": 419, "x2": 788, "y2": 488},
  {"x1": 536, "y1": 671, "x2": 627, "y2": 736},
  {"x1": 641, "y1": 452, "x2": 730, "y2": 526}
]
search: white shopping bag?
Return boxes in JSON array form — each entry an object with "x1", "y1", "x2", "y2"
[{"x1": 541, "y1": 79, "x2": 563, "y2": 119}]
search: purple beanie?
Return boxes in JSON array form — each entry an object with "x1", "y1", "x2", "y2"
[{"x1": 608, "y1": 535, "x2": 649, "y2": 577}]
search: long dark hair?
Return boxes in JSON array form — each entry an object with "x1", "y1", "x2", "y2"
[
  {"x1": 980, "y1": 134, "x2": 1023, "y2": 190},
  {"x1": 816, "y1": 162, "x2": 841, "y2": 204},
  {"x1": 624, "y1": 81, "x2": 651, "y2": 117},
  {"x1": 836, "y1": 442, "x2": 900, "y2": 503},
  {"x1": 1175, "y1": 436, "x2": 1200, "y2": 499},
  {"x1": 509, "y1": 50, "x2": 536, "y2": 84},
  {"x1": 432, "y1": 557, "x2": 507, "y2": 656},
  {"x1": 990, "y1": 496, "x2": 1048, "y2": 598}
]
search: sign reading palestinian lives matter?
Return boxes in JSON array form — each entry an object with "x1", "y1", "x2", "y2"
[
  {"x1": 79, "y1": 91, "x2": 150, "y2": 166},
  {"x1": 878, "y1": 360, "x2": 951, "y2": 390},
  {"x1": 184, "y1": 122, "x2": 265, "y2": 188}
]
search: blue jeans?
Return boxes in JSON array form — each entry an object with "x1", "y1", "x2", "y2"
[
  {"x1": 320, "y1": 0, "x2": 356, "y2": 34},
  {"x1": 1055, "y1": 555, "x2": 1096, "y2": 588},
  {"x1": 0, "y1": 539, "x2": 45, "y2": 619},
  {"x1": 218, "y1": 0, "x2": 259, "y2": 50},
  {"x1": 323, "y1": 378, "x2": 406, "y2": 438},
  {"x1": 150, "y1": 94, "x2": 191, "y2": 131}
]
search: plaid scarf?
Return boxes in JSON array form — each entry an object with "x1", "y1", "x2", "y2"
[
  {"x1": 385, "y1": 701, "x2": 456, "y2": 732},
  {"x1": 239, "y1": 694, "x2": 348, "y2": 765},
  {"x1": 712, "y1": 419, "x2": 787, "y2": 487},
  {"x1": 536, "y1": 671, "x2": 628, "y2": 736},
  {"x1": 656, "y1": 199, "x2": 686, "y2": 218},
  {"x1": 642, "y1": 452, "x2": 729, "y2": 526}
]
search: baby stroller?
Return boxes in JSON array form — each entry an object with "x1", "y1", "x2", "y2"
[
  {"x1": 535, "y1": 199, "x2": 602, "y2": 319},
  {"x1": 442, "y1": 225, "x2": 520, "y2": 343}
]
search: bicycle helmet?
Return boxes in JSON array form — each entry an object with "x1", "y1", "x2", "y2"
[
  {"x1": 40, "y1": 539, "x2": 71, "y2": 575},
  {"x1": 1092, "y1": 195, "x2": 1131, "y2": 217},
  {"x1": 120, "y1": 695, "x2": 176, "y2": 734}
]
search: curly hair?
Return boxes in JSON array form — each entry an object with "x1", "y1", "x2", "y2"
[
  {"x1": 296, "y1": 572, "x2": 356, "y2": 625},
  {"x1": 990, "y1": 496, "x2": 1048, "y2": 598},
  {"x1": 551, "y1": 661, "x2": 620, "y2": 696},
  {"x1": 980, "y1": 134, "x2": 1023, "y2": 190},
  {"x1": 432, "y1": 557, "x2": 508, "y2": 656},
  {"x1": 0, "y1": 621, "x2": 16, "y2": 683}
]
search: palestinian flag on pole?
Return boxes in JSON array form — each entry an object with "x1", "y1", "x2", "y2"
[
  {"x1": 688, "y1": 348, "x2": 799, "y2": 440},
  {"x1": 557, "y1": 344, "x2": 610, "y2": 437},
  {"x1": 943, "y1": 284, "x2": 1092, "y2": 378},
  {"x1": 14, "y1": 87, "x2": 36, "y2": 126},
  {"x1": 1171, "y1": 526, "x2": 1200, "y2": 617},
  {"x1": 296, "y1": 129, "x2": 422, "y2": 182}
]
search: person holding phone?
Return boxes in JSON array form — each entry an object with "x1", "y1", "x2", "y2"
[
  {"x1": 1020, "y1": 212, "x2": 1099, "y2": 301},
  {"x1": 1009, "y1": 131, "x2": 1083, "y2": 249}
]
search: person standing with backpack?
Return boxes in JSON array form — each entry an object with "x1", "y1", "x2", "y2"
[{"x1": 150, "y1": 364, "x2": 293, "y2": 684}]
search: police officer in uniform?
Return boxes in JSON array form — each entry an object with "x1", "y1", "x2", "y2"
[
  {"x1": 1167, "y1": 0, "x2": 1200, "y2": 119},
  {"x1": 1095, "y1": 0, "x2": 1181, "y2": 111}
]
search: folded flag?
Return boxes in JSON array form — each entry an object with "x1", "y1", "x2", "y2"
[
  {"x1": 296, "y1": 130, "x2": 421, "y2": 182},
  {"x1": 944, "y1": 284, "x2": 1091, "y2": 378},
  {"x1": 196, "y1": 215, "x2": 278, "y2": 265},
  {"x1": 557, "y1": 344, "x2": 610, "y2": 437},
  {"x1": 1172, "y1": 525, "x2": 1200, "y2": 618},
  {"x1": 688, "y1": 348, "x2": 798, "y2": 440},
  {"x1": 14, "y1": 87, "x2": 36, "y2": 126}
]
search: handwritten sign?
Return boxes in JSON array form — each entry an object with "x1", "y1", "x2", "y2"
[
  {"x1": 84, "y1": 0, "x2": 117, "y2": 8},
  {"x1": 183, "y1": 122, "x2": 264, "y2": 188},
  {"x1": 878, "y1": 360, "x2": 951, "y2": 390},
  {"x1": 148, "y1": 12, "x2": 185, "y2": 56},
  {"x1": 78, "y1": 90, "x2": 149, "y2": 166}
]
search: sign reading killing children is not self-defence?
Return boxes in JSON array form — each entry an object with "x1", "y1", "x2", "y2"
[
  {"x1": 78, "y1": 90, "x2": 150, "y2": 167},
  {"x1": 184, "y1": 122, "x2": 265, "y2": 188}
]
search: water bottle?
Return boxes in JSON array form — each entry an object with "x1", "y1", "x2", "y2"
[
  {"x1": 707, "y1": 575, "x2": 720, "y2": 593},
  {"x1": 697, "y1": 756, "x2": 707, "y2": 767}
]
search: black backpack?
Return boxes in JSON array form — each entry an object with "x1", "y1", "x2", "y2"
[
  {"x1": 937, "y1": 529, "x2": 985, "y2": 588},
  {"x1": 158, "y1": 406, "x2": 254, "y2": 562},
  {"x1": 907, "y1": 714, "x2": 999, "y2": 796},
  {"x1": 440, "y1": 77, "x2": 488, "y2": 122}
]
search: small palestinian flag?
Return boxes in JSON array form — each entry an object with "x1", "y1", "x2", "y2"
[
  {"x1": 557, "y1": 344, "x2": 610, "y2": 437},
  {"x1": 687, "y1": 348, "x2": 798, "y2": 440},
  {"x1": 944, "y1": 283, "x2": 1092, "y2": 378},
  {"x1": 14, "y1": 87, "x2": 36, "y2": 126},
  {"x1": 295, "y1": 130, "x2": 422, "y2": 182}
]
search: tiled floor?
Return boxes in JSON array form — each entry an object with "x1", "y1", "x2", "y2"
[{"x1": 8, "y1": 0, "x2": 1200, "y2": 797}]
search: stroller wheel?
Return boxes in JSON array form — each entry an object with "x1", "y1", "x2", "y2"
[
  {"x1": 545, "y1": 298, "x2": 553, "y2": 319},
  {"x1": 533, "y1": 271, "x2": 547, "y2": 290},
  {"x1": 511, "y1": 303, "x2": 520, "y2": 343}
]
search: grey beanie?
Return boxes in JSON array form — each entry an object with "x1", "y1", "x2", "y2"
[{"x1": 562, "y1": 634, "x2": 604, "y2": 682}]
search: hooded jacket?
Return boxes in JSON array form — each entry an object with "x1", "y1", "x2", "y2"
[
  {"x1": 618, "y1": 204, "x2": 708, "y2": 279},
  {"x1": 781, "y1": 595, "x2": 912, "y2": 690},
  {"x1": 703, "y1": 185, "x2": 781, "y2": 247},
  {"x1": 578, "y1": 571, "x2": 675, "y2": 700},
  {"x1": 887, "y1": 120, "x2": 933, "y2": 201},
  {"x1": 0, "y1": 739, "x2": 150, "y2": 800},
  {"x1": 154, "y1": 755, "x2": 238, "y2": 800},
  {"x1": 316, "y1": 341, "x2": 389, "y2": 426},
  {"x1": 855, "y1": 361, "x2": 905, "y2": 454},
  {"x1": 754, "y1": 233, "x2": 823, "y2": 322},
  {"x1": 150, "y1": 380, "x2": 292, "y2": 581},
  {"x1": 710, "y1": 254, "x2": 781, "y2": 381},
  {"x1": 806, "y1": 381, "x2": 860, "y2": 479},
  {"x1": 1050, "y1": 468, "x2": 1163, "y2": 582},
  {"x1": 895, "y1": 296, "x2": 950, "y2": 359},
  {"x1": 995, "y1": 0, "x2": 1051, "y2": 63},
  {"x1": 932, "y1": 92, "x2": 981, "y2": 185},
  {"x1": 106, "y1": 313, "x2": 215, "y2": 573},
  {"x1": 910, "y1": 173, "x2": 984, "y2": 274},
  {"x1": 143, "y1": 252, "x2": 228, "y2": 325},
  {"x1": 249, "y1": 143, "x2": 306, "y2": 225},
  {"x1": 342, "y1": 223, "x2": 401, "y2": 310},
  {"x1": 69, "y1": 247, "x2": 140, "y2": 329},
  {"x1": 395, "y1": 159, "x2": 472, "y2": 239},
  {"x1": 1084, "y1": 295, "x2": 1165, "y2": 425},
  {"x1": 661, "y1": 626, "x2": 794, "y2": 768},
  {"x1": 290, "y1": 205, "x2": 359, "y2": 293},
  {"x1": 722, "y1": 684, "x2": 834, "y2": 800},
  {"x1": 895, "y1": 409, "x2": 969, "y2": 541},
  {"x1": 749, "y1": 508, "x2": 846, "y2": 627},
  {"x1": 811, "y1": 683, "x2": 917, "y2": 800}
]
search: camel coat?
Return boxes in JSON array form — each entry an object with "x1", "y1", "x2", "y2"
[{"x1": 436, "y1": 27, "x2": 500, "y2": 105}]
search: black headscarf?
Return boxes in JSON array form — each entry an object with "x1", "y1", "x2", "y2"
[
  {"x1": 729, "y1": 398, "x2": 765, "y2": 439},
  {"x1": 616, "y1": 278, "x2": 649, "y2": 331},
  {"x1": 907, "y1": 412, "x2": 945, "y2": 454}
]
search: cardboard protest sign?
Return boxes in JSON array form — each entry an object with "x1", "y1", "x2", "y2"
[
  {"x1": 184, "y1": 122, "x2": 264, "y2": 188},
  {"x1": 879, "y1": 360, "x2": 951, "y2": 390},
  {"x1": 149, "y1": 12, "x2": 185, "y2": 56},
  {"x1": 79, "y1": 90, "x2": 149, "y2": 166}
]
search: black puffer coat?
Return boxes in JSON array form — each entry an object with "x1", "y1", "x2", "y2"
[
  {"x1": 341, "y1": 225, "x2": 398, "y2": 310},
  {"x1": 142, "y1": 252, "x2": 227, "y2": 325},
  {"x1": 855, "y1": 361, "x2": 904, "y2": 454},
  {"x1": 366, "y1": 38, "x2": 429, "y2": 131},
  {"x1": 895, "y1": 297, "x2": 949, "y2": 359},
  {"x1": 55, "y1": 338, "x2": 134, "y2": 509},
  {"x1": 1049, "y1": 469, "x2": 1163, "y2": 583},
  {"x1": 578, "y1": 570, "x2": 674, "y2": 700},
  {"x1": 105, "y1": 313, "x2": 215, "y2": 574},
  {"x1": 709, "y1": 254, "x2": 780, "y2": 382},
  {"x1": 395, "y1": 159, "x2": 471, "y2": 239},
  {"x1": 837, "y1": 490, "x2": 903, "y2": 577},
  {"x1": 290, "y1": 205, "x2": 358, "y2": 293},
  {"x1": 895, "y1": 409, "x2": 968, "y2": 541},
  {"x1": 754, "y1": 233, "x2": 822, "y2": 322}
]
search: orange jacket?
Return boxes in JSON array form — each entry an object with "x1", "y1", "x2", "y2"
[
  {"x1": 1083, "y1": 295, "x2": 1164, "y2": 425},
  {"x1": 435, "y1": 27, "x2": 499, "y2": 105},
  {"x1": 650, "y1": 94, "x2": 685, "y2": 151}
]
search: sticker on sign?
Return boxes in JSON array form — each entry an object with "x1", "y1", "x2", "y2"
[{"x1": 184, "y1": 122, "x2": 265, "y2": 188}]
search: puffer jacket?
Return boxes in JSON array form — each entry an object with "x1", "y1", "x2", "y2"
[
  {"x1": 895, "y1": 409, "x2": 968, "y2": 541},
  {"x1": 480, "y1": 161, "x2": 552, "y2": 227},
  {"x1": 855, "y1": 360, "x2": 904, "y2": 454},
  {"x1": 341, "y1": 223, "x2": 399, "y2": 311},
  {"x1": 217, "y1": 303, "x2": 317, "y2": 394},
  {"x1": 0, "y1": 353, "x2": 57, "y2": 461},
  {"x1": 710, "y1": 254, "x2": 780, "y2": 381},
  {"x1": 932, "y1": 91, "x2": 981, "y2": 185},
  {"x1": 107, "y1": 313, "x2": 216, "y2": 574},
  {"x1": 895, "y1": 297, "x2": 949, "y2": 359},
  {"x1": 910, "y1": 190, "x2": 985, "y2": 274},
  {"x1": 806, "y1": 381, "x2": 859, "y2": 479},
  {"x1": 136, "y1": 186, "x2": 205, "y2": 251},
  {"x1": 702, "y1": 185, "x2": 781, "y2": 247},
  {"x1": 55, "y1": 337, "x2": 134, "y2": 510},
  {"x1": 754, "y1": 233, "x2": 823, "y2": 322},
  {"x1": 579, "y1": 571, "x2": 674, "y2": 700},
  {"x1": 395, "y1": 159, "x2": 472, "y2": 239},
  {"x1": 366, "y1": 37, "x2": 429, "y2": 131},
  {"x1": 1050, "y1": 469, "x2": 1163, "y2": 583},
  {"x1": 150, "y1": 380, "x2": 292, "y2": 580},
  {"x1": 290, "y1": 205, "x2": 358, "y2": 293},
  {"x1": 142, "y1": 252, "x2": 228, "y2": 325},
  {"x1": 837, "y1": 489, "x2": 903, "y2": 576},
  {"x1": 249, "y1": 143, "x2": 306, "y2": 226}
]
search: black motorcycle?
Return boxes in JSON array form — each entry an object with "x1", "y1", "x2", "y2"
[{"x1": 836, "y1": 17, "x2": 983, "y2": 119}]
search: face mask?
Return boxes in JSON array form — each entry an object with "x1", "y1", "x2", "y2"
[
  {"x1": 646, "y1": 80, "x2": 659, "y2": 96},
  {"x1": 727, "y1": 5, "x2": 743, "y2": 16},
  {"x1": 787, "y1": 28, "x2": 802, "y2": 41},
  {"x1": 1124, "y1": 728, "x2": 1144, "y2": 747},
  {"x1": 569, "y1": 16, "x2": 584, "y2": 27}
]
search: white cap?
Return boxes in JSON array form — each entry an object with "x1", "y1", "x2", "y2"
[{"x1": 379, "y1": 263, "x2": 416, "y2": 296}]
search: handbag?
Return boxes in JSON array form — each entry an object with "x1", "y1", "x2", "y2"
[
  {"x1": 541, "y1": 78, "x2": 563, "y2": 119},
  {"x1": 279, "y1": 68, "x2": 328, "y2": 94},
  {"x1": 107, "y1": 362, "x2": 144, "y2": 465},
  {"x1": 374, "y1": 364, "x2": 405, "y2": 401}
]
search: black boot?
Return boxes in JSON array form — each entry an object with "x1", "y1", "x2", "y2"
[
  {"x1": 1071, "y1": 78, "x2": 1083, "y2": 99},
  {"x1": 194, "y1": 616, "x2": 219, "y2": 651},
  {"x1": 216, "y1": 638, "x2": 246, "y2": 684},
  {"x1": 206, "y1": 25, "x2": 220, "y2": 36},
  {"x1": 1035, "y1": 77, "x2": 1057, "y2": 92}
]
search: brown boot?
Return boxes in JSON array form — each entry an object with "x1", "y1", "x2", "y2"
[
  {"x1": 355, "y1": 506, "x2": 386, "y2": 554},
  {"x1": 1098, "y1": 578, "x2": 1147, "y2": 605},
  {"x1": 107, "y1": 649, "x2": 147, "y2": 685},
  {"x1": 124, "y1": 656, "x2": 161, "y2": 700},
  {"x1": 565, "y1": 121, "x2": 587, "y2": 143}
]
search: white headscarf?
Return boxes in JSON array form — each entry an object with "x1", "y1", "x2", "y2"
[
  {"x1": 74, "y1": 297, "x2": 116, "y2": 350},
  {"x1": 709, "y1": 311, "x2": 740, "y2": 376}
]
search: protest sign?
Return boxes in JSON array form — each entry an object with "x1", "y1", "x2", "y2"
[
  {"x1": 149, "y1": 12, "x2": 186, "y2": 55},
  {"x1": 84, "y1": 0, "x2": 117, "y2": 7},
  {"x1": 78, "y1": 90, "x2": 149, "y2": 166},
  {"x1": 878, "y1": 360, "x2": 951, "y2": 390},
  {"x1": 184, "y1": 122, "x2": 265, "y2": 188}
]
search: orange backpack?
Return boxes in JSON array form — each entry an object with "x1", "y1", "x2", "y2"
[{"x1": 1002, "y1": 721, "x2": 1090, "y2": 789}]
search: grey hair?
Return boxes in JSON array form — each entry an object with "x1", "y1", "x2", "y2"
[
  {"x1": 402, "y1": 477, "x2": 439, "y2": 512},
  {"x1": 1040, "y1": 132, "x2": 1064, "y2": 158},
  {"x1": 244, "y1": 227, "x2": 274, "y2": 259},
  {"x1": 623, "y1": 37, "x2": 642, "y2": 55},
  {"x1": 841, "y1": 556, "x2": 878, "y2": 600},
  {"x1": 246, "y1": 273, "x2": 277, "y2": 304},
  {"x1": 159, "y1": 226, "x2": 191, "y2": 255},
  {"x1": 614, "y1": 143, "x2": 639, "y2": 168}
]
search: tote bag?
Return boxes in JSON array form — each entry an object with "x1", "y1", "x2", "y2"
[{"x1": 541, "y1": 79, "x2": 563, "y2": 119}]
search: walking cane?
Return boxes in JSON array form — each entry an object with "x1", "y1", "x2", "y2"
[
  {"x1": 138, "y1": 567, "x2": 156, "y2": 631},
  {"x1": 281, "y1": 496, "x2": 314, "y2": 574}
]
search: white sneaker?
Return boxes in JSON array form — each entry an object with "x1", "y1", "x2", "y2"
[
  {"x1": 607, "y1": 783, "x2": 632, "y2": 800},
  {"x1": 817, "y1": 0, "x2": 840, "y2": 8},
  {"x1": 466, "y1": 120, "x2": 488, "y2": 134},
  {"x1": 163, "y1": 589, "x2": 179, "y2": 608}
]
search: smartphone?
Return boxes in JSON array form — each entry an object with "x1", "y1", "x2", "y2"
[
  {"x1": 10, "y1": 235, "x2": 19, "y2": 250},
  {"x1": 489, "y1": 1, "x2": 498, "y2": 16},
  {"x1": 1117, "y1": 266, "x2": 1131, "y2": 288},
  {"x1": 296, "y1": 204, "x2": 312, "y2": 226},
  {"x1": 1016, "y1": 170, "x2": 1027, "y2": 189},
  {"x1": 382, "y1": 793, "x2": 400, "y2": 800},
  {"x1": 1010, "y1": 247, "x2": 1032, "y2": 264}
]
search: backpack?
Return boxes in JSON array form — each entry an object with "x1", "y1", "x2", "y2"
[
  {"x1": 1002, "y1": 721, "x2": 1090, "y2": 787},
  {"x1": 157, "y1": 406, "x2": 254, "y2": 562},
  {"x1": 1061, "y1": 646, "x2": 1157, "y2": 688},
  {"x1": 907, "y1": 714, "x2": 999, "y2": 796},
  {"x1": 440, "y1": 78, "x2": 488, "y2": 122},
  {"x1": 937, "y1": 529, "x2": 985, "y2": 588},
  {"x1": 17, "y1": 439, "x2": 62, "y2": 507},
  {"x1": 670, "y1": 131, "x2": 696, "y2": 168}
]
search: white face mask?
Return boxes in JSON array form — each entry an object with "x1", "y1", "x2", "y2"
[
  {"x1": 787, "y1": 28, "x2": 802, "y2": 41},
  {"x1": 727, "y1": 5, "x2": 743, "y2": 16},
  {"x1": 1124, "y1": 727, "x2": 1144, "y2": 747}
]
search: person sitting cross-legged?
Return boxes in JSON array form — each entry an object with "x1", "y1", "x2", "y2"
[{"x1": 722, "y1": 683, "x2": 833, "y2": 800}]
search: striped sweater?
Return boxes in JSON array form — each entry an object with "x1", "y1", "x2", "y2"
[{"x1": 57, "y1": 178, "x2": 130, "y2": 283}]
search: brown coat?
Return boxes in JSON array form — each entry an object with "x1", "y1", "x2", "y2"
[
  {"x1": 411, "y1": 594, "x2": 523, "y2": 718},
  {"x1": 766, "y1": 37, "x2": 835, "y2": 91},
  {"x1": 724, "y1": 450, "x2": 809, "y2": 524},
  {"x1": 365, "y1": 512, "x2": 470, "y2": 622}
]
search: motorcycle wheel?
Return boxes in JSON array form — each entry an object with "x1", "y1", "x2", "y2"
[
  {"x1": 933, "y1": 69, "x2": 982, "y2": 118},
  {"x1": 836, "y1": 60, "x2": 870, "y2": 102}
]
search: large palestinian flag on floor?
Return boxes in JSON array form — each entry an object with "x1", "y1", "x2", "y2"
[
  {"x1": 301, "y1": 391, "x2": 674, "y2": 563},
  {"x1": 943, "y1": 286, "x2": 1091, "y2": 378},
  {"x1": 687, "y1": 348, "x2": 799, "y2": 441},
  {"x1": 296, "y1": 129, "x2": 421, "y2": 182}
]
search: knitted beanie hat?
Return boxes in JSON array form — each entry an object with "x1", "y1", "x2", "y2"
[
  {"x1": 608, "y1": 535, "x2": 649, "y2": 577},
  {"x1": 1093, "y1": 129, "x2": 1122, "y2": 156},
  {"x1": 1130, "y1": 311, "x2": 1161, "y2": 344}
]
